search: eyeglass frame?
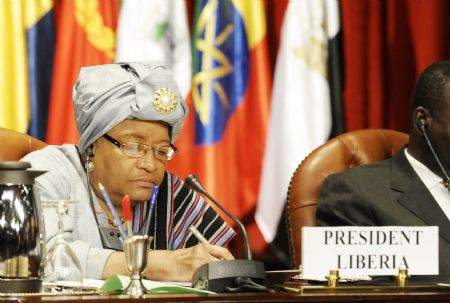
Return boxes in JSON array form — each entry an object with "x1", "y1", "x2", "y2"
[{"x1": 102, "y1": 133, "x2": 178, "y2": 162}]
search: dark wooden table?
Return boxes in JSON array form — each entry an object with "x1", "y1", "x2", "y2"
[{"x1": 2, "y1": 283, "x2": 450, "y2": 303}]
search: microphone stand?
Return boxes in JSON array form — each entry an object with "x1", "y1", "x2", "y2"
[{"x1": 185, "y1": 175, "x2": 270, "y2": 293}]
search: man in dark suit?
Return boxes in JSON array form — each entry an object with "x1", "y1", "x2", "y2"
[{"x1": 316, "y1": 61, "x2": 450, "y2": 281}]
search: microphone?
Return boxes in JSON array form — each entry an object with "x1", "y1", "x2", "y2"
[
  {"x1": 185, "y1": 174, "x2": 252, "y2": 260},
  {"x1": 185, "y1": 174, "x2": 268, "y2": 293},
  {"x1": 419, "y1": 119, "x2": 450, "y2": 190}
]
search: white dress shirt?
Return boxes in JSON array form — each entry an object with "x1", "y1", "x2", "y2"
[{"x1": 405, "y1": 149, "x2": 450, "y2": 220}]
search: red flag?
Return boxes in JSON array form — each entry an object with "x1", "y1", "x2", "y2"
[{"x1": 46, "y1": 0, "x2": 120, "y2": 144}]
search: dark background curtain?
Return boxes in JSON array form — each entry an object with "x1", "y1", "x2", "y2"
[{"x1": 341, "y1": 0, "x2": 450, "y2": 132}]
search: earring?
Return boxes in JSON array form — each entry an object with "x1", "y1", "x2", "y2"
[{"x1": 87, "y1": 161, "x2": 94, "y2": 172}]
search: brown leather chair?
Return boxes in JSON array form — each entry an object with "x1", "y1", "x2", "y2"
[
  {"x1": 286, "y1": 129, "x2": 409, "y2": 269},
  {"x1": 0, "y1": 127, "x2": 47, "y2": 160}
]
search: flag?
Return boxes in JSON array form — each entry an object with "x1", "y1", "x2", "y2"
[
  {"x1": 0, "y1": 0, "x2": 54, "y2": 138},
  {"x1": 168, "y1": 0, "x2": 271, "y2": 250},
  {"x1": 115, "y1": 0, "x2": 191, "y2": 98},
  {"x1": 255, "y1": 0, "x2": 340, "y2": 243},
  {"x1": 46, "y1": 0, "x2": 120, "y2": 144},
  {"x1": 328, "y1": 2, "x2": 345, "y2": 138},
  {"x1": 26, "y1": 1, "x2": 55, "y2": 140}
]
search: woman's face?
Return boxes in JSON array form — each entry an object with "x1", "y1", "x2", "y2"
[{"x1": 90, "y1": 119, "x2": 169, "y2": 206}]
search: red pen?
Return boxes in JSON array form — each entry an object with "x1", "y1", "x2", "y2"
[{"x1": 121, "y1": 194, "x2": 133, "y2": 238}]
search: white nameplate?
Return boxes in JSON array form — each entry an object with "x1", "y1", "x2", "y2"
[{"x1": 302, "y1": 226, "x2": 438, "y2": 277}]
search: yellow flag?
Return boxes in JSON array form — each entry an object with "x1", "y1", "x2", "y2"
[
  {"x1": 0, "y1": 1, "x2": 29, "y2": 132},
  {"x1": 0, "y1": 0, "x2": 52, "y2": 132}
]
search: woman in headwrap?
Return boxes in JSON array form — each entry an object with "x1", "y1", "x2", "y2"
[{"x1": 23, "y1": 61, "x2": 235, "y2": 281}]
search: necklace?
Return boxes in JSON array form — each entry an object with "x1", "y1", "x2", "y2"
[
  {"x1": 107, "y1": 216, "x2": 125, "y2": 227},
  {"x1": 95, "y1": 206, "x2": 124, "y2": 227}
]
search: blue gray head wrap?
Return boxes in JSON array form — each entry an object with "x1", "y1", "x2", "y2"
[{"x1": 73, "y1": 61, "x2": 188, "y2": 155}]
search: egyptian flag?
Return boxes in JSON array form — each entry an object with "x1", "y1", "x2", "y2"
[
  {"x1": 168, "y1": 0, "x2": 272, "y2": 251},
  {"x1": 0, "y1": 0, "x2": 54, "y2": 139},
  {"x1": 46, "y1": 0, "x2": 120, "y2": 144},
  {"x1": 256, "y1": 0, "x2": 343, "y2": 244}
]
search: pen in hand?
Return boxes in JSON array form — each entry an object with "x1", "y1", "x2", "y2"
[
  {"x1": 189, "y1": 225, "x2": 225, "y2": 260},
  {"x1": 189, "y1": 225, "x2": 209, "y2": 244}
]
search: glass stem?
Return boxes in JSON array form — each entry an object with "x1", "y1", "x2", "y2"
[{"x1": 57, "y1": 202, "x2": 65, "y2": 240}]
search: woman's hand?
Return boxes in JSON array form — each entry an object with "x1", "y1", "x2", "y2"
[
  {"x1": 103, "y1": 244, "x2": 234, "y2": 282},
  {"x1": 145, "y1": 243, "x2": 234, "y2": 281}
]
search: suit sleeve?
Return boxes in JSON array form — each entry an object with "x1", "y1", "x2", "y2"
[{"x1": 316, "y1": 172, "x2": 378, "y2": 227}]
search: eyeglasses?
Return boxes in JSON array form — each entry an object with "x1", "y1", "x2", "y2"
[{"x1": 103, "y1": 133, "x2": 178, "y2": 162}]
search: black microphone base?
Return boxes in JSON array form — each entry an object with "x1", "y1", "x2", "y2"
[{"x1": 191, "y1": 260, "x2": 266, "y2": 293}]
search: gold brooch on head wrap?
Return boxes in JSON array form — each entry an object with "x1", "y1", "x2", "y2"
[{"x1": 153, "y1": 87, "x2": 178, "y2": 114}]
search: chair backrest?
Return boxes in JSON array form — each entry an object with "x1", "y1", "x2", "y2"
[
  {"x1": 0, "y1": 127, "x2": 47, "y2": 160},
  {"x1": 286, "y1": 129, "x2": 409, "y2": 268}
]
